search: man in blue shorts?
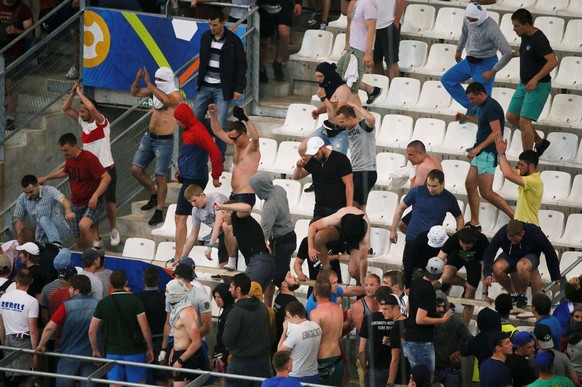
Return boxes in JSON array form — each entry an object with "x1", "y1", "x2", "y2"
[
  {"x1": 483, "y1": 220, "x2": 561, "y2": 308},
  {"x1": 506, "y1": 8, "x2": 558, "y2": 155},
  {"x1": 456, "y1": 82, "x2": 514, "y2": 230}
]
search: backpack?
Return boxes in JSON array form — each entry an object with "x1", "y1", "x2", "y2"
[{"x1": 0, "y1": 279, "x2": 13, "y2": 297}]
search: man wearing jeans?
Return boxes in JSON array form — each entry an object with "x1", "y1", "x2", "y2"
[
  {"x1": 14, "y1": 174, "x2": 73, "y2": 247},
  {"x1": 194, "y1": 8, "x2": 247, "y2": 160},
  {"x1": 403, "y1": 258, "x2": 452, "y2": 381},
  {"x1": 441, "y1": 2, "x2": 511, "y2": 120}
]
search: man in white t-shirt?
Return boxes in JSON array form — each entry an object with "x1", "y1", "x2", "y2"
[
  {"x1": 278, "y1": 300, "x2": 322, "y2": 384},
  {"x1": 0, "y1": 268, "x2": 39, "y2": 385},
  {"x1": 81, "y1": 248, "x2": 105, "y2": 300},
  {"x1": 180, "y1": 185, "x2": 229, "y2": 270},
  {"x1": 62, "y1": 82, "x2": 120, "y2": 247},
  {"x1": 373, "y1": 0, "x2": 405, "y2": 82}
]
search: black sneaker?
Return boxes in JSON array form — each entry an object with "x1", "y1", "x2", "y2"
[
  {"x1": 148, "y1": 210, "x2": 164, "y2": 226},
  {"x1": 259, "y1": 69, "x2": 269, "y2": 83},
  {"x1": 307, "y1": 10, "x2": 321, "y2": 26},
  {"x1": 464, "y1": 221, "x2": 482, "y2": 232},
  {"x1": 319, "y1": 20, "x2": 328, "y2": 30},
  {"x1": 6, "y1": 117, "x2": 15, "y2": 131},
  {"x1": 140, "y1": 195, "x2": 157, "y2": 211},
  {"x1": 211, "y1": 274, "x2": 222, "y2": 280},
  {"x1": 273, "y1": 62, "x2": 284, "y2": 82},
  {"x1": 535, "y1": 139, "x2": 551, "y2": 157},
  {"x1": 516, "y1": 294, "x2": 528, "y2": 309},
  {"x1": 304, "y1": 184, "x2": 315, "y2": 192},
  {"x1": 366, "y1": 87, "x2": 382, "y2": 104}
]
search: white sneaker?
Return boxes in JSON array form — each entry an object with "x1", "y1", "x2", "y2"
[
  {"x1": 66, "y1": 66, "x2": 79, "y2": 79},
  {"x1": 93, "y1": 239, "x2": 104, "y2": 248},
  {"x1": 110, "y1": 228, "x2": 120, "y2": 247},
  {"x1": 223, "y1": 263, "x2": 236, "y2": 271}
]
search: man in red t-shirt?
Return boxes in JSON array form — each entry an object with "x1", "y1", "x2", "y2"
[
  {"x1": 0, "y1": 0, "x2": 33, "y2": 131},
  {"x1": 39, "y1": 133, "x2": 111, "y2": 250}
]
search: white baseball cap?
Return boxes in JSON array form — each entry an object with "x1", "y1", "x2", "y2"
[
  {"x1": 16, "y1": 242, "x2": 40, "y2": 255},
  {"x1": 305, "y1": 137, "x2": 325, "y2": 156}
]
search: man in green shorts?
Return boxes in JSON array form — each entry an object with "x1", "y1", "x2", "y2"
[
  {"x1": 456, "y1": 82, "x2": 514, "y2": 231},
  {"x1": 506, "y1": 8, "x2": 558, "y2": 155}
]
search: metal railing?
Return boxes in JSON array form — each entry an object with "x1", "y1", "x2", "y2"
[
  {"x1": 0, "y1": 346, "x2": 329, "y2": 387},
  {"x1": 0, "y1": 2, "x2": 260, "y2": 245}
]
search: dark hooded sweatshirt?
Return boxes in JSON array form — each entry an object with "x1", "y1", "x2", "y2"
[
  {"x1": 460, "y1": 307, "x2": 501, "y2": 365},
  {"x1": 174, "y1": 103, "x2": 223, "y2": 181},
  {"x1": 213, "y1": 283, "x2": 235, "y2": 356},
  {"x1": 223, "y1": 295, "x2": 271, "y2": 358},
  {"x1": 249, "y1": 173, "x2": 294, "y2": 240}
]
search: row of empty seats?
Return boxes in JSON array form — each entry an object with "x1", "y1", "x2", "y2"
[{"x1": 406, "y1": 0, "x2": 582, "y2": 17}]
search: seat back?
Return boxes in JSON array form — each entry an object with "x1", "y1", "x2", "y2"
[
  {"x1": 491, "y1": 87, "x2": 515, "y2": 113},
  {"x1": 326, "y1": 34, "x2": 346, "y2": 62},
  {"x1": 554, "y1": 57, "x2": 582, "y2": 88},
  {"x1": 377, "y1": 114, "x2": 413, "y2": 148},
  {"x1": 416, "y1": 43, "x2": 457, "y2": 73},
  {"x1": 273, "y1": 179, "x2": 302, "y2": 208},
  {"x1": 464, "y1": 202, "x2": 498, "y2": 233},
  {"x1": 428, "y1": 7, "x2": 465, "y2": 39},
  {"x1": 123, "y1": 238, "x2": 156, "y2": 260},
  {"x1": 544, "y1": 94, "x2": 582, "y2": 124},
  {"x1": 401, "y1": 4, "x2": 436, "y2": 34},
  {"x1": 500, "y1": 13, "x2": 520, "y2": 46},
  {"x1": 410, "y1": 118, "x2": 446, "y2": 149},
  {"x1": 441, "y1": 160, "x2": 470, "y2": 195},
  {"x1": 366, "y1": 190, "x2": 399, "y2": 226},
  {"x1": 441, "y1": 122, "x2": 477, "y2": 153},
  {"x1": 154, "y1": 241, "x2": 176, "y2": 262},
  {"x1": 560, "y1": 251, "x2": 582, "y2": 279},
  {"x1": 399, "y1": 40, "x2": 428, "y2": 70},
  {"x1": 559, "y1": 20, "x2": 582, "y2": 50},
  {"x1": 412, "y1": 80, "x2": 452, "y2": 110},
  {"x1": 540, "y1": 132, "x2": 578, "y2": 162},
  {"x1": 294, "y1": 30, "x2": 334, "y2": 58},
  {"x1": 538, "y1": 210, "x2": 564, "y2": 241},
  {"x1": 258, "y1": 138, "x2": 278, "y2": 171},
  {"x1": 534, "y1": 16, "x2": 565, "y2": 46},
  {"x1": 540, "y1": 171, "x2": 571, "y2": 203},
  {"x1": 381, "y1": 77, "x2": 421, "y2": 109},
  {"x1": 369, "y1": 227, "x2": 390, "y2": 258}
]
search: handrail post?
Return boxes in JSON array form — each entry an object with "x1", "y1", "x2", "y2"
[
  {"x1": 0, "y1": 54, "x2": 5, "y2": 160},
  {"x1": 249, "y1": 6, "x2": 260, "y2": 115},
  {"x1": 86, "y1": 361, "x2": 116, "y2": 387}
]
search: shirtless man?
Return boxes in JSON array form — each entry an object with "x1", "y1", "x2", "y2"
[
  {"x1": 165, "y1": 279, "x2": 203, "y2": 387},
  {"x1": 310, "y1": 277, "x2": 344, "y2": 387},
  {"x1": 308, "y1": 207, "x2": 371, "y2": 284},
  {"x1": 298, "y1": 62, "x2": 363, "y2": 157},
  {"x1": 399, "y1": 140, "x2": 443, "y2": 234},
  {"x1": 130, "y1": 66, "x2": 183, "y2": 226}
]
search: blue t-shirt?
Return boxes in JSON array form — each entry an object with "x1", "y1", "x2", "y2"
[
  {"x1": 476, "y1": 97, "x2": 504, "y2": 154},
  {"x1": 479, "y1": 358, "x2": 512, "y2": 387},
  {"x1": 538, "y1": 315, "x2": 562, "y2": 350},
  {"x1": 262, "y1": 377, "x2": 302, "y2": 387},
  {"x1": 305, "y1": 286, "x2": 344, "y2": 315},
  {"x1": 553, "y1": 301, "x2": 574, "y2": 336},
  {"x1": 403, "y1": 185, "x2": 462, "y2": 241}
]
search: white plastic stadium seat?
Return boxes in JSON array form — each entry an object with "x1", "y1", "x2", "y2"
[
  {"x1": 499, "y1": 14, "x2": 521, "y2": 47},
  {"x1": 505, "y1": 129, "x2": 545, "y2": 162},
  {"x1": 423, "y1": 7, "x2": 465, "y2": 40},
  {"x1": 377, "y1": 77, "x2": 420, "y2": 110},
  {"x1": 369, "y1": 227, "x2": 390, "y2": 260},
  {"x1": 409, "y1": 118, "x2": 446, "y2": 150},
  {"x1": 539, "y1": 94, "x2": 582, "y2": 128},
  {"x1": 324, "y1": 33, "x2": 346, "y2": 63},
  {"x1": 257, "y1": 138, "x2": 278, "y2": 172},
  {"x1": 411, "y1": 44, "x2": 457, "y2": 77},
  {"x1": 294, "y1": 219, "x2": 310, "y2": 253},
  {"x1": 376, "y1": 114, "x2": 414, "y2": 149},
  {"x1": 491, "y1": 87, "x2": 515, "y2": 114},
  {"x1": 532, "y1": 0, "x2": 569, "y2": 14},
  {"x1": 375, "y1": 152, "x2": 407, "y2": 188},
  {"x1": 289, "y1": 30, "x2": 333, "y2": 61},
  {"x1": 362, "y1": 74, "x2": 390, "y2": 106},
  {"x1": 123, "y1": 237, "x2": 155, "y2": 260},
  {"x1": 553, "y1": 57, "x2": 582, "y2": 91},
  {"x1": 495, "y1": 0, "x2": 537, "y2": 11},
  {"x1": 263, "y1": 141, "x2": 301, "y2": 176},
  {"x1": 385, "y1": 231, "x2": 406, "y2": 266},
  {"x1": 273, "y1": 179, "x2": 302, "y2": 208},
  {"x1": 443, "y1": 200, "x2": 464, "y2": 233},
  {"x1": 558, "y1": 2, "x2": 582, "y2": 17},
  {"x1": 205, "y1": 172, "x2": 232, "y2": 197},
  {"x1": 539, "y1": 132, "x2": 578, "y2": 164},
  {"x1": 558, "y1": 174, "x2": 582, "y2": 208},
  {"x1": 464, "y1": 202, "x2": 498, "y2": 235},
  {"x1": 401, "y1": 4, "x2": 436, "y2": 36},
  {"x1": 291, "y1": 190, "x2": 315, "y2": 217},
  {"x1": 407, "y1": 80, "x2": 452, "y2": 114},
  {"x1": 556, "y1": 215, "x2": 582, "y2": 249},
  {"x1": 154, "y1": 241, "x2": 176, "y2": 262},
  {"x1": 441, "y1": 160, "x2": 470, "y2": 196},
  {"x1": 366, "y1": 191, "x2": 399, "y2": 227},
  {"x1": 273, "y1": 104, "x2": 316, "y2": 138},
  {"x1": 560, "y1": 251, "x2": 582, "y2": 279},
  {"x1": 534, "y1": 17, "x2": 565, "y2": 47},
  {"x1": 565, "y1": 143, "x2": 582, "y2": 169},
  {"x1": 540, "y1": 171, "x2": 571, "y2": 205},
  {"x1": 495, "y1": 57, "x2": 520, "y2": 84},
  {"x1": 556, "y1": 20, "x2": 582, "y2": 51},
  {"x1": 398, "y1": 40, "x2": 428, "y2": 72},
  {"x1": 538, "y1": 210, "x2": 564, "y2": 242},
  {"x1": 432, "y1": 122, "x2": 477, "y2": 155},
  {"x1": 151, "y1": 204, "x2": 179, "y2": 237}
]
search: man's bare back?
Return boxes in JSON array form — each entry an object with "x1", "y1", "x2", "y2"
[
  {"x1": 150, "y1": 91, "x2": 183, "y2": 136},
  {"x1": 326, "y1": 85, "x2": 362, "y2": 125},
  {"x1": 412, "y1": 154, "x2": 442, "y2": 188},
  {"x1": 231, "y1": 140, "x2": 260, "y2": 194},
  {"x1": 310, "y1": 302, "x2": 343, "y2": 358}
]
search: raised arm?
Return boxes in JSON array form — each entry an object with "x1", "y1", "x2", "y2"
[
  {"x1": 214, "y1": 201, "x2": 252, "y2": 215},
  {"x1": 143, "y1": 68, "x2": 183, "y2": 107},
  {"x1": 292, "y1": 157, "x2": 310, "y2": 180},
  {"x1": 130, "y1": 68, "x2": 152, "y2": 98},
  {"x1": 351, "y1": 103, "x2": 375, "y2": 128},
  {"x1": 208, "y1": 104, "x2": 232, "y2": 144},
  {"x1": 76, "y1": 84, "x2": 106, "y2": 124},
  {"x1": 495, "y1": 137, "x2": 524, "y2": 186},
  {"x1": 62, "y1": 82, "x2": 80, "y2": 121}
]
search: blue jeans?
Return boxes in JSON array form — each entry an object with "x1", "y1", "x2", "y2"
[
  {"x1": 402, "y1": 341, "x2": 435, "y2": 372},
  {"x1": 441, "y1": 56, "x2": 498, "y2": 109},
  {"x1": 310, "y1": 125, "x2": 349, "y2": 155},
  {"x1": 56, "y1": 358, "x2": 98, "y2": 387},
  {"x1": 193, "y1": 86, "x2": 231, "y2": 160},
  {"x1": 38, "y1": 215, "x2": 70, "y2": 244},
  {"x1": 132, "y1": 133, "x2": 174, "y2": 176}
]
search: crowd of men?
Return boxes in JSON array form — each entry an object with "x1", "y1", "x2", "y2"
[{"x1": 0, "y1": 0, "x2": 578, "y2": 386}]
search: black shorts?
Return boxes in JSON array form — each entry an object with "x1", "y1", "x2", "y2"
[
  {"x1": 229, "y1": 192, "x2": 256, "y2": 207},
  {"x1": 171, "y1": 349, "x2": 203, "y2": 382},
  {"x1": 217, "y1": 234, "x2": 229, "y2": 264},
  {"x1": 373, "y1": 24, "x2": 400, "y2": 67},
  {"x1": 445, "y1": 254, "x2": 482, "y2": 289},
  {"x1": 401, "y1": 211, "x2": 412, "y2": 226},
  {"x1": 353, "y1": 170, "x2": 377, "y2": 205},
  {"x1": 104, "y1": 165, "x2": 118, "y2": 204},
  {"x1": 259, "y1": 5, "x2": 294, "y2": 38},
  {"x1": 176, "y1": 178, "x2": 209, "y2": 216}
]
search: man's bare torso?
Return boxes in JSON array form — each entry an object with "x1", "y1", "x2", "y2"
[
  {"x1": 413, "y1": 155, "x2": 442, "y2": 188},
  {"x1": 327, "y1": 85, "x2": 362, "y2": 125},
  {"x1": 173, "y1": 306, "x2": 198, "y2": 351},
  {"x1": 149, "y1": 91, "x2": 183, "y2": 136},
  {"x1": 231, "y1": 140, "x2": 260, "y2": 194}
]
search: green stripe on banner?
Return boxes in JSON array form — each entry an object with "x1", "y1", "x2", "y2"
[{"x1": 122, "y1": 12, "x2": 171, "y2": 69}]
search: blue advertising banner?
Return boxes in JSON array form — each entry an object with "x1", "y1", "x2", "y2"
[{"x1": 82, "y1": 8, "x2": 245, "y2": 98}]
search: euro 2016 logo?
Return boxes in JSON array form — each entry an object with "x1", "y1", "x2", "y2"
[{"x1": 84, "y1": 10, "x2": 111, "y2": 68}]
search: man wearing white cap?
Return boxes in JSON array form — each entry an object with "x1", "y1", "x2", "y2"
[
  {"x1": 130, "y1": 66, "x2": 184, "y2": 226},
  {"x1": 404, "y1": 225, "x2": 449, "y2": 289},
  {"x1": 441, "y1": 2, "x2": 512, "y2": 121},
  {"x1": 292, "y1": 137, "x2": 353, "y2": 219},
  {"x1": 15, "y1": 242, "x2": 49, "y2": 302}
]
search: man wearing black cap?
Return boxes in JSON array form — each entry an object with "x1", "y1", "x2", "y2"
[
  {"x1": 307, "y1": 207, "x2": 371, "y2": 284},
  {"x1": 81, "y1": 248, "x2": 104, "y2": 300},
  {"x1": 478, "y1": 331, "x2": 513, "y2": 387}
]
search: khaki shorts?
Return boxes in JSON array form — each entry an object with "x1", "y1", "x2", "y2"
[
  {"x1": 336, "y1": 48, "x2": 367, "y2": 93},
  {"x1": 4, "y1": 335, "x2": 33, "y2": 377}
]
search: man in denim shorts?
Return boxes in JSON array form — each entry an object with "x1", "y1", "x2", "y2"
[
  {"x1": 456, "y1": 82, "x2": 514, "y2": 231},
  {"x1": 506, "y1": 8, "x2": 558, "y2": 154},
  {"x1": 39, "y1": 133, "x2": 110, "y2": 250},
  {"x1": 130, "y1": 66, "x2": 183, "y2": 226}
]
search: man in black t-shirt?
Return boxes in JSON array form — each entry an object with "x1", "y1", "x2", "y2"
[
  {"x1": 273, "y1": 271, "x2": 299, "y2": 344},
  {"x1": 506, "y1": 8, "x2": 558, "y2": 154},
  {"x1": 293, "y1": 136, "x2": 353, "y2": 219},
  {"x1": 438, "y1": 227, "x2": 489, "y2": 324},
  {"x1": 214, "y1": 200, "x2": 275, "y2": 292},
  {"x1": 404, "y1": 225, "x2": 448, "y2": 288},
  {"x1": 404, "y1": 258, "x2": 452, "y2": 380},
  {"x1": 378, "y1": 287, "x2": 409, "y2": 386}
]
